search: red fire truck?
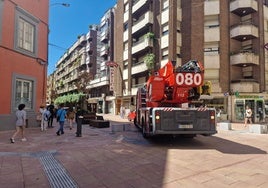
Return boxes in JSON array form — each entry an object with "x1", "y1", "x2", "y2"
[{"x1": 134, "y1": 60, "x2": 217, "y2": 138}]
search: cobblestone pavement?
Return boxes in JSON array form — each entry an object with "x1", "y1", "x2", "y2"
[{"x1": 0, "y1": 115, "x2": 268, "y2": 188}]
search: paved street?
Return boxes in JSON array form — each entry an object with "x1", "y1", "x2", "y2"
[{"x1": 0, "y1": 115, "x2": 268, "y2": 188}]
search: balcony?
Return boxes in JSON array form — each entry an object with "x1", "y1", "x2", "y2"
[
  {"x1": 86, "y1": 42, "x2": 93, "y2": 54},
  {"x1": 230, "y1": 0, "x2": 258, "y2": 16},
  {"x1": 100, "y1": 30, "x2": 109, "y2": 43},
  {"x1": 131, "y1": 61, "x2": 147, "y2": 75},
  {"x1": 132, "y1": 0, "x2": 147, "y2": 14},
  {"x1": 89, "y1": 76, "x2": 109, "y2": 88},
  {"x1": 100, "y1": 61, "x2": 106, "y2": 71},
  {"x1": 77, "y1": 35, "x2": 87, "y2": 46},
  {"x1": 132, "y1": 11, "x2": 153, "y2": 35},
  {"x1": 132, "y1": 38, "x2": 153, "y2": 55},
  {"x1": 80, "y1": 58, "x2": 86, "y2": 66},
  {"x1": 230, "y1": 24, "x2": 258, "y2": 41},
  {"x1": 86, "y1": 56, "x2": 92, "y2": 66},
  {"x1": 230, "y1": 51, "x2": 259, "y2": 66},
  {"x1": 100, "y1": 46, "x2": 109, "y2": 57}
]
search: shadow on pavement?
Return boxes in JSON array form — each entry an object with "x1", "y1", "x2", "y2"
[{"x1": 120, "y1": 133, "x2": 267, "y2": 155}]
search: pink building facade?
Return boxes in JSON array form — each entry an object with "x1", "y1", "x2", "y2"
[{"x1": 0, "y1": 0, "x2": 49, "y2": 130}]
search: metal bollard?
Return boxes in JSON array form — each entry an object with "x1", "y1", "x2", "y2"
[{"x1": 76, "y1": 116, "x2": 83, "y2": 137}]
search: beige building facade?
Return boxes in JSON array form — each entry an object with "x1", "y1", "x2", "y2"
[{"x1": 113, "y1": 0, "x2": 268, "y2": 123}]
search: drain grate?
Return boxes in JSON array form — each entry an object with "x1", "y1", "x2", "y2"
[{"x1": 39, "y1": 153, "x2": 78, "y2": 188}]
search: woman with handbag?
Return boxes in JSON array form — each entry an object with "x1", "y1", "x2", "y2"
[{"x1": 10, "y1": 104, "x2": 27, "y2": 143}]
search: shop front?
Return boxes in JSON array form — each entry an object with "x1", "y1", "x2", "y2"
[
  {"x1": 197, "y1": 94, "x2": 267, "y2": 123},
  {"x1": 233, "y1": 96, "x2": 266, "y2": 123}
]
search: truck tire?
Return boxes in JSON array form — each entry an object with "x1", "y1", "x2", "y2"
[
  {"x1": 141, "y1": 118, "x2": 149, "y2": 138},
  {"x1": 142, "y1": 125, "x2": 149, "y2": 138}
]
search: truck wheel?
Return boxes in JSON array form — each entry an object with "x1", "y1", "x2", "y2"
[{"x1": 142, "y1": 125, "x2": 150, "y2": 138}]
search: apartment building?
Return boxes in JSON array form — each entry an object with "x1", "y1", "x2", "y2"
[
  {"x1": 51, "y1": 8, "x2": 117, "y2": 114},
  {"x1": 54, "y1": 27, "x2": 97, "y2": 103},
  {"x1": 113, "y1": 0, "x2": 268, "y2": 123},
  {"x1": 0, "y1": 0, "x2": 49, "y2": 130},
  {"x1": 88, "y1": 8, "x2": 115, "y2": 114}
]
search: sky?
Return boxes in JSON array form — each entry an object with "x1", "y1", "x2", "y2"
[{"x1": 48, "y1": 0, "x2": 117, "y2": 75}]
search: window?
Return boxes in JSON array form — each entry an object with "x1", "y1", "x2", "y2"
[
  {"x1": 15, "y1": 79, "x2": 33, "y2": 109},
  {"x1": 162, "y1": 0, "x2": 169, "y2": 11},
  {"x1": 17, "y1": 18, "x2": 34, "y2": 52},
  {"x1": 162, "y1": 25, "x2": 169, "y2": 36},
  {"x1": 204, "y1": 42, "x2": 219, "y2": 55},
  {"x1": 15, "y1": 7, "x2": 38, "y2": 56},
  {"x1": 124, "y1": 23, "x2": 128, "y2": 31},
  {"x1": 124, "y1": 2, "x2": 129, "y2": 12}
]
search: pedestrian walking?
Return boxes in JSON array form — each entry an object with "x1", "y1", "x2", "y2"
[
  {"x1": 120, "y1": 105, "x2": 125, "y2": 119},
  {"x1": 47, "y1": 103, "x2": 55, "y2": 128},
  {"x1": 10, "y1": 104, "x2": 27, "y2": 143},
  {"x1": 67, "y1": 106, "x2": 75, "y2": 130},
  {"x1": 56, "y1": 104, "x2": 67, "y2": 136},
  {"x1": 39, "y1": 104, "x2": 45, "y2": 128},
  {"x1": 41, "y1": 106, "x2": 51, "y2": 131},
  {"x1": 244, "y1": 105, "x2": 253, "y2": 127}
]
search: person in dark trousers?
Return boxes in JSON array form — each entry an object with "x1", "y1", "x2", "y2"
[
  {"x1": 56, "y1": 104, "x2": 67, "y2": 136},
  {"x1": 47, "y1": 103, "x2": 55, "y2": 128},
  {"x1": 75, "y1": 106, "x2": 84, "y2": 137}
]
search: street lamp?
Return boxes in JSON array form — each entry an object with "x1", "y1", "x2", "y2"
[{"x1": 50, "y1": 3, "x2": 70, "y2": 7}]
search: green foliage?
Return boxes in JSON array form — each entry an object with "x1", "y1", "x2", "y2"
[
  {"x1": 54, "y1": 93, "x2": 86, "y2": 105},
  {"x1": 143, "y1": 53, "x2": 155, "y2": 72},
  {"x1": 144, "y1": 32, "x2": 155, "y2": 40}
]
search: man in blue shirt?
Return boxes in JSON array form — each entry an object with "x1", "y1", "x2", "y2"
[{"x1": 56, "y1": 104, "x2": 67, "y2": 136}]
